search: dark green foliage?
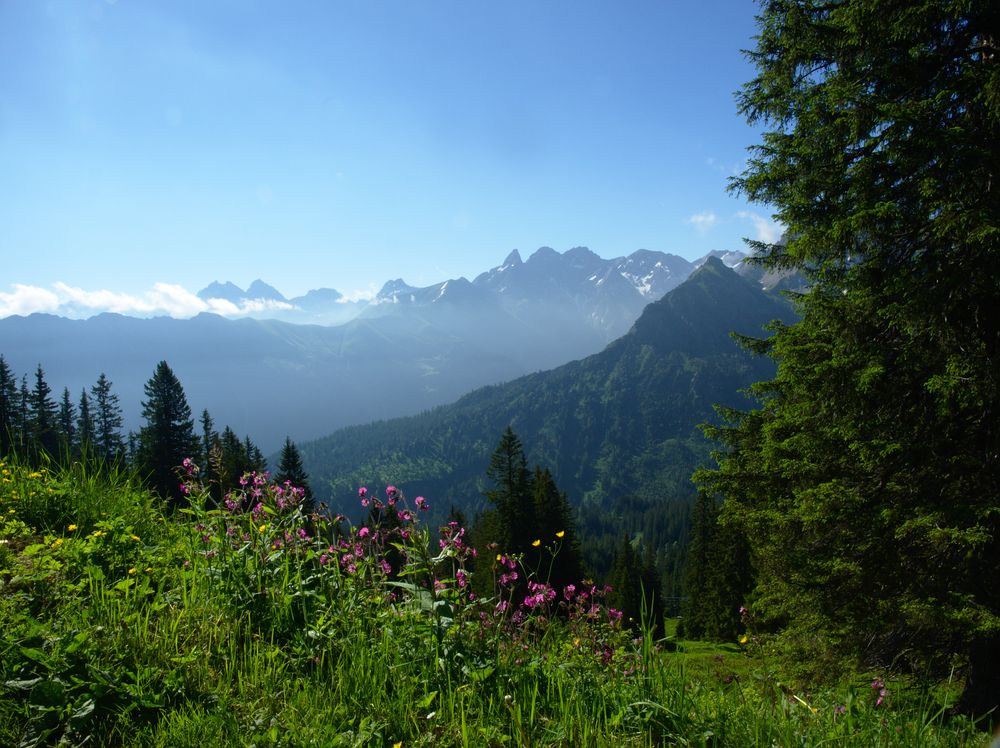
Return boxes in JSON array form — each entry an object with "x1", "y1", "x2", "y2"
[
  {"x1": 76, "y1": 389, "x2": 94, "y2": 453},
  {"x1": 208, "y1": 426, "x2": 264, "y2": 498},
  {"x1": 484, "y1": 427, "x2": 532, "y2": 552},
  {"x1": 474, "y1": 430, "x2": 585, "y2": 596},
  {"x1": 698, "y1": 0, "x2": 1000, "y2": 715},
  {"x1": 607, "y1": 534, "x2": 666, "y2": 637},
  {"x1": 300, "y1": 262, "x2": 793, "y2": 585},
  {"x1": 0, "y1": 356, "x2": 19, "y2": 456},
  {"x1": 137, "y1": 361, "x2": 198, "y2": 505},
  {"x1": 275, "y1": 436, "x2": 314, "y2": 511},
  {"x1": 527, "y1": 465, "x2": 585, "y2": 591},
  {"x1": 91, "y1": 373, "x2": 124, "y2": 463},
  {"x1": 680, "y1": 492, "x2": 752, "y2": 642},
  {"x1": 200, "y1": 409, "x2": 215, "y2": 476},
  {"x1": 58, "y1": 387, "x2": 76, "y2": 452},
  {"x1": 28, "y1": 364, "x2": 59, "y2": 459}
]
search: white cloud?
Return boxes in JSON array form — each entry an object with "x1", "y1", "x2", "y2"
[
  {"x1": 337, "y1": 286, "x2": 378, "y2": 303},
  {"x1": 146, "y1": 283, "x2": 211, "y2": 317},
  {"x1": 737, "y1": 210, "x2": 785, "y2": 244},
  {"x1": 53, "y1": 283, "x2": 154, "y2": 314},
  {"x1": 1, "y1": 282, "x2": 297, "y2": 320},
  {"x1": 0, "y1": 284, "x2": 62, "y2": 316},
  {"x1": 687, "y1": 211, "x2": 719, "y2": 235},
  {"x1": 204, "y1": 298, "x2": 242, "y2": 316},
  {"x1": 232, "y1": 298, "x2": 294, "y2": 313}
]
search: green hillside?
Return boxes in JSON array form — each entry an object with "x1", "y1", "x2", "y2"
[{"x1": 299, "y1": 257, "x2": 796, "y2": 583}]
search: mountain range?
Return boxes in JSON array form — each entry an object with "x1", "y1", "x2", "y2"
[
  {"x1": 293, "y1": 256, "x2": 797, "y2": 580},
  {"x1": 193, "y1": 246, "x2": 757, "y2": 335},
  {"x1": 0, "y1": 247, "x2": 797, "y2": 454}
]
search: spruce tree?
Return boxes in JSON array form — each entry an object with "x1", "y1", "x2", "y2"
[
  {"x1": 244, "y1": 435, "x2": 266, "y2": 473},
  {"x1": 28, "y1": 365, "x2": 59, "y2": 459},
  {"x1": 681, "y1": 492, "x2": 752, "y2": 642},
  {"x1": 0, "y1": 356, "x2": 18, "y2": 457},
  {"x1": 275, "y1": 436, "x2": 314, "y2": 511},
  {"x1": 199, "y1": 409, "x2": 215, "y2": 473},
  {"x1": 91, "y1": 373, "x2": 124, "y2": 463},
  {"x1": 529, "y1": 466, "x2": 583, "y2": 590},
  {"x1": 608, "y1": 534, "x2": 642, "y2": 629},
  {"x1": 77, "y1": 389, "x2": 95, "y2": 454},
  {"x1": 137, "y1": 361, "x2": 198, "y2": 505},
  {"x1": 698, "y1": 0, "x2": 1000, "y2": 714},
  {"x1": 484, "y1": 426, "x2": 533, "y2": 553},
  {"x1": 58, "y1": 387, "x2": 76, "y2": 455},
  {"x1": 215, "y1": 426, "x2": 249, "y2": 492}
]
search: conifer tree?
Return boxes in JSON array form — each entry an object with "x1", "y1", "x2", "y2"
[
  {"x1": 275, "y1": 436, "x2": 314, "y2": 511},
  {"x1": 28, "y1": 365, "x2": 59, "y2": 459},
  {"x1": 607, "y1": 534, "x2": 667, "y2": 636},
  {"x1": 608, "y1": 534, "x2": 641, "y2": 628},
  {"x1": 91, "y1": 373, "x2": 124, "y2": 463},
  {"x1": 137, "y1": 361, "x2": 198, "y2": 505},
  {"x1": 0, "y1": 356, "x2": 18, "y2": 457},
  {"x1": 58, "y1": 387, "x2": 76, "y2": 454},
  {"x1": 681, "y1": 492, "x2": 752, "y2": 642},
  {"x1": 529, "y1": 466, "x2": 583, "y2": 590},
  {"x1": 484, "y1": 426, "x2": 533, "y2": 552},
  {"x1": 698, "y1": 0, "x2": 1000, "y2": 714},
  {"x1": 244, "y1": 435, "x2": 266, "y2": 473},
  {"x1": 199, "y1": 409, "x2": 215, "y2": 473},
  {"x1": 77, "y1": 388, "x2": 95, "y2": 454}
]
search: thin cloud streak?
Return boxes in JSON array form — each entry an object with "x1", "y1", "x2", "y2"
[
  {"x1": 687, "y1": 211, "x2": 719, "y2": 235},
  {"x1": 1, "y1": 283, "x2": 294, "y2": 319},
  {"x1": 736, "y1": 210, "x2": 785, "y2": 244}
]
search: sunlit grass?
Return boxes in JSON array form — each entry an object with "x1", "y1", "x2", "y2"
[{"x1": 0, "y1": 458, "x2": 986, "y2": 746}]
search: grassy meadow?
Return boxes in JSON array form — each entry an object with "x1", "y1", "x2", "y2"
[{"x1": 0, "y1": 458, "x2": 987, "y2": 746}]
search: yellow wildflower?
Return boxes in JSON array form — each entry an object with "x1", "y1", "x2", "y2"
[
  {"x1": 258, "y1": 523, "x2": 268, "y2": 532},
  {"x1": 91, "y1": 530, "x2": 104, "y2": 538},
  {"x1": 68, "y1": 524, "x2": 78, "y2": 532},
  {"x1": 531, "y1": 539, "x2": 541, "y2": 547},
  {"x1": 555, "y1": 530, "x2": 565, "y2": 538},
  {"x1": 128, "y1": 568, "x2": 137, "y2": 575},
  {"x1": 496, "y1": 553, "x2": 502, "y2": 562},
  {"x1": 738, "y1": 634, "x2": 749, "y2": 645},
  {"x1": 51, "y1": 538, "x2": 63, "y2": 549}
]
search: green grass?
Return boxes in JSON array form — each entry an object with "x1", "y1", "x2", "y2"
[{"x1": 0, "y1": 458, "x2": 987, "y2": 746}]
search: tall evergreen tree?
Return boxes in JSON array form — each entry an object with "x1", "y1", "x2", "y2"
[
  {"x1": 28, "y1": 365, "x2": 59, "y2": 458},
  {"x1": 680, "y1": 492, "x2": 752, "y2": 642},
  {"x1": 244, "y1": 435, "x2": 266, "y2": 473},
  {"x1": 0, "y1": 356, "x2": 18, "y2": 457},
  {"x1": 18, "y1": 375, "x2": 29, "y2": 443},
  {"x1": 58, "y1": 387, "x2": 76, "y2": 454},
  {"x1": 484, "y1": 426, "x2": 533, "y2": 552},
  {"x1": 91, "y1": 373, "x2": 124, "y2": 462},
  {"x1": 529, "y1": 466, "x2": 584, "y2": 590},
  {"x1": 275, "y1": 436, "x2": 314, "y2": 511},
  {"x1": 77, "y1": 388, "x2": 95, "y2": 454},
  {"x1": 199, "y1": 409, "x2": 215, "y2": 473},
  {"x1": 698, "y1": 0, "x2": 1000, "y2": 714},
  {"x1": 137, "y1": 361, "x2": 198, "y2": 505}
]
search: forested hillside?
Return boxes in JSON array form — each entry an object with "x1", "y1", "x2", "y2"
[{"x1": 299, "y1": 257, "x2": 796, "y2": 585}]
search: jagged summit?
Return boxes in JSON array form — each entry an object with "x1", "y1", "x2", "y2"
[{"x1": 246, "y1": 279, "x2": 287, "y2": 302}]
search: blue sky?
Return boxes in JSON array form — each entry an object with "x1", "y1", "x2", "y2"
[{"x1": 1, "y1": 0, "x2": 779, "y2": 317}]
